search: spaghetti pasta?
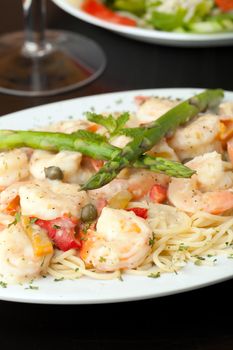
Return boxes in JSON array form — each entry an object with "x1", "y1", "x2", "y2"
[{"x1": 47, "y1": 204, "x2": 233, "y2": 280}]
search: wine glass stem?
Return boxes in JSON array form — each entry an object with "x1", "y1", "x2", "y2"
[{"x1": 22, "y1": 0, "x2": 52, "y2": 57}]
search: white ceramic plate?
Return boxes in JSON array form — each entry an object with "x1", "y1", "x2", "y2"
[
  {"x1": 53, "y1": 0, "x2": 233, "y2": 47},
  {"x1": 0, "y1": 88, "x2": 233, "y2": 304}
]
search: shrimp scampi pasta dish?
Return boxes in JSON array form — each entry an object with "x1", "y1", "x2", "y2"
[{"x1": 0, "y1": 89, "x2": 233, "y2": 284}]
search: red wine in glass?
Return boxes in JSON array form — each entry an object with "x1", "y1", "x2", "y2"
[{"x1": 0, "y1": 0, "x2": 106, "y2": 96}]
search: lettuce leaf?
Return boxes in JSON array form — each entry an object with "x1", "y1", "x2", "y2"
[
  {"x1": 194, "y1": 0, "x2": 214, "y2": 19},
  {"x1": 148, "y1": 9, "x2": 186, "y2": 31},
  {"x1": 188, "y1": 21, "x2": 223, "y2": 33},
  {"x1": 105, "y1": 0, "x2": 146, "y2": 15},
  {"x1": 189, "y1": 12, "x2": 233, "y2": 33}
]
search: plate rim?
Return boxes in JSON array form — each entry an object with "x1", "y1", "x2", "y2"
[
  {"x1": 1, "y1": 86, "x2": 231, "y2": 121},
  {"x1": 0, "y1": 272, "x2": 232, "y2": 305}
]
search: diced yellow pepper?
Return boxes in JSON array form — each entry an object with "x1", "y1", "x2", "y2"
[
  {"x1": 21, "y1": 216, "x2": 53, "y2": 257},
  {"x1": 108, "y1": 190, "x2": 132, "y2": 209},
  {"x1": 219, "y1": 121, "x2": 233, "y2": 143}
]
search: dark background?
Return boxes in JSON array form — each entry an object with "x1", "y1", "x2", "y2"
[
  {"x1": 0, "y1": 1, "x2": 233, "y2": 349},
  {"x1": 1, "y1": 0, "x2": 233, "y2": 116}
]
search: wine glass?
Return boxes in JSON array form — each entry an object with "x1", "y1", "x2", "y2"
[{"x1": 0, "y1": 0, "x2": 106, "y2": 96}]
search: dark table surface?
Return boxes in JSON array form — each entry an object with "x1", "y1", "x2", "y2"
[{"x1": 0, "y1": 1, "x2": 233, "y2": 349}]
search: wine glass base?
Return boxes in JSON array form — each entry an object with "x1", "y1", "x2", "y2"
[{"x1": 0, "y1": 31, "x2": 106, "y2": 97}]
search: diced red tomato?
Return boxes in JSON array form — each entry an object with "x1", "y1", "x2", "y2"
[
  {"x1": 215, "y1": 0, "x2": 233, "y2": 11},
  {"x1": 35, "y1": 216, "x2": 81, "y2": 252},
  {"x1": 149, "y1": 184, "x2": 167, "y2": 204},
  {"x1": 82, "y1": 0, "x2": 137, "y2": 26},
  {"x1": 127, "y1": 207, "x2": 148, "y2": 219}
]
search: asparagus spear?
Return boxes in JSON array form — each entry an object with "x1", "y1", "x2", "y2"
[
  {"x1": 0, "y1": 130, "x2": 194, "y2": 178},
  {"x1": 0, "y1": 130, "x2": 118, "y2": 160},
  {"x1": 81, "y1": 89, "x2": 224, "y2": 190}
]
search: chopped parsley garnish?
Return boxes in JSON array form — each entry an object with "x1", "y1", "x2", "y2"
[
  {"x1": 194, "y1": 256, "x2": 206, "y2": 265},
  {"x1": 149, "y1": 233, "x2": 156, "y2": 247},
  {"x1": 25, "y1": 285, "x2": 39, "y2": 290},
  {"x1": 53, "y1": 224, "x2": 61, "y2": 230},
  {"x1": 8, "y1": 211, "x2": 21, "y2": 227},
  {"x1": 30, "y1": 217, "x2": 38, "y2": 225},
  {"x1": 0, "y1": 281, "x2": 7, "y2": 288},
  {"x1": 54, "y1": 277, "x2": 64, "y2": 282},
  {"x1": 82, "y1": 223, "x2": 91, "y2": 234},
  {"x1": 148, "y1": 272, "x2": 161, "y2": 278},
  {"x1": 178, "y1": 243, "x2": 189, "y2": 251},
  {"x1": 85, "y1": 111, "x2": 130, "y2": 137},
  {"x1": 115, "y1": 98, "x2": 123, "y2": 104},
  {"x1": 99, "y1": 256, "x2": 106, "y2": 263},
  {"x1": 40, "y1": 256, "x2": 45, "y2": 267},
  {"x1": 118, "y1": 274, "x2": 124, "y2": 282}
]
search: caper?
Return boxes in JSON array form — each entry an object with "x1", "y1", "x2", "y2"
[
  {"x1": 81, "y1": 204, "x2": 98, "y2": 223},
  {"x1": 44, "y1": 166, "x2": 64, "y2": 180}
]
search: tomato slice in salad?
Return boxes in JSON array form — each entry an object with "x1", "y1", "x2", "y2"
[
  {"x1": 82, "y1": 0, "x2": 137, "y2": 26},
  {"x1": 215, "y1": 0, "x2": 233, "y2": 11},
  {"x1": 35, "y1": 216, "x2": 81, "y2": 252}
]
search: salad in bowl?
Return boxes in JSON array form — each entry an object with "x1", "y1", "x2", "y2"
[{"x1": 80, "y1": 0, "x2": 233, "y2": 33}]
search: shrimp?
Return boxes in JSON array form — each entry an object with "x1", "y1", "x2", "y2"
[
  {"x1": 0, "y1": 213, "x2": 15, "y2": 231},
  {"x1": 88, "y1": 169, "x2": 169, "y2": 201},
  {"x1": 218, "y1": 102, "x2": 233, "y2": 117},
  {"x1": 147, "y1": 138, "x2": 179, "y2": 161},
  {"x1": 0, "y1": 223, "x2": 52, "y2": 283},
  {"x1": 42, "y1": 119, "x2": 92, "y2": 133},
  {"x1": 0, "y1": 150, "x2": 29, "y2": 188},
  {"x1": 80, "y1": 207, "x2": 153, "y2": 271},
  {"x1": 110, "y1": 135, "x2": 132, "y2": 148},
  {"x1": 136, "y1": 97, "x2": 179, "y2": 124},
  {"x1": 30, "y1": 150, "x2": 82, "y2": 183},
  {"x1": 168, "y1": 152, "x2": 233, "y2": 214},
  {"x1": 42, "y1": 118, "x2": 107, "y2": 136},
  {"x1": 0, "y1": 180, "x2": 89, "y2": 220},
  {"x1": 168, "y1": 114, "x2": 222, "y2": 161}
]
